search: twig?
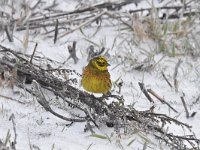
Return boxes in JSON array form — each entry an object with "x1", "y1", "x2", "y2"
[
  {"x1": 173, "y1": 59, "x2": 182, "y2": 92},
  {"x1": 23, "y1": 22, "x2": 29, "y2": 50},
  {"x1": 86, "y1": 143, "x2": 93, "y2": 150},
  {"x1": 87, "y1": 45, "x2": 95, "y2": 61},
  {"x1": 191, "y1": 95, "x2": 200, "y2": 106},
  {"x1": 67, "y1": 41, "x2": 79, "y2": 64},
  {"x1": 24, "y1": 1, "x2": 134, "y2": 23},
  {"x1": 9, "y1": 114, "x2": 17, "y2": 150},
  {"x1": 30, "y1": 43, "x2": 38, "y2": 64},
  {"x1": 84, "y1": 122, "x2": 95, "y2": 134},
  {"x1": 0, "y1": 139, "x2": 8, "y2": 150},
  {"x1": 32, "y1": 145, "x2": 41, "y2": 150},
  {"x1": 5, "y1": 25, "x2": 13, "y2": 42},
  {"x1": 145, "y1": 113, "x2": 191, "y2": 128},
  {"x1": 180, "y1": 96, "x2": 190, "y2": 118},
  {"x1": 31, "y1": 0, "x2": 42, "y2": 10},
  {"x1": 138, "y1": 82, "x2": 154, "y2": 103},
  {"x1": 128, "y1": 4, "x2": 197, "y2": 20},
  {"x1": 129, "y1": 6, "x2": 191, "y2": 14},
  {"x1": 31, "y1": 80, "x2": 86, "y2": 122},
  {"x1": 54, "y1": 19, "x2": 59, "y2": 44},
  {"x1": 87, "y1": 46, "x2": 105, "y2": 61},
  {"x1": 118, "y1": 81, "x2": 123, "y2": 94},
  {"x1": 147, "y1": 89, "x2": 178, "y2": 113},
  {"x1": 28, "y1": 81, "x2": 86, "y2": 124},
  {"x1": 0, "y1": 94, "x2": 25, "y2": 104},
  {"x1": 27, "y1": 128, "x2": 33, "y2": 150},
  {"x1": 44, "y1": 0, "x2": 58, "y2": 11},
  {"x1": 161, "y1": 71, "x2": 173, "y2": 88},
  {"x1": 58, "y1": 10, "x2": 107, "y2": 39},
  {"x1": 96, "y1": 47, "x2": 105, "y2": 58}
]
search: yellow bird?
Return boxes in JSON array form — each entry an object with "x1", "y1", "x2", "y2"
[{"x1": 81, "y1": 56, "x2": 112, "y2": 94}]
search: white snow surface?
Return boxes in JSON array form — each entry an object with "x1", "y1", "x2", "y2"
[{"x1": 0, "y1": 0, "x2": 200, "y2": 150}]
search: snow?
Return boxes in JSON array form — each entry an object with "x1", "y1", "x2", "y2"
[{"x1": 0, "y1": 0, "x2": 200, "y2": 149}]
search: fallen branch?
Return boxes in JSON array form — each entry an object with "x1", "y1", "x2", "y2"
[{"x1": 31, "y1": 80, "x2": 86, "y2": 122}]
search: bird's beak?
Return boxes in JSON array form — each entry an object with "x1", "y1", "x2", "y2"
[{"x1": 107, "y1": 63, "x2": 111, "y2": 66}]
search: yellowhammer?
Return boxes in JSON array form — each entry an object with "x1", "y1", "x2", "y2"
[{"x1": 81, "y1": 56, "x2": 111, "y2": 94}]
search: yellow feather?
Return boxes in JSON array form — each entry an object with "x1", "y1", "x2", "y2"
[{"x1": 81, "y1": 56, "x2": 111, "y2": 94}]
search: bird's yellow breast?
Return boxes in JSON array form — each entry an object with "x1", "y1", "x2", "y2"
[{"x1": 81, "y1": 65, "x2": 111, "y2": 94}]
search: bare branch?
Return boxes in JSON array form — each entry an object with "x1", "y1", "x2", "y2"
[
  {"x1": 31, "y1": 80, "x2": 86, "y2": 122},
  {"x1": 0, "y1": 45, "x2": 199, "y2": 150},
  {"x1": 138, "y1": 82, "x2": 154, "y2": 103}
]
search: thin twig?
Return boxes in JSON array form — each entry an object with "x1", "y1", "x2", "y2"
[
  {"x1": 30, "y1": 43, "x2": 38, "y2": 64},
  {"x1": 87, "y1": 46, "x2": 105, "y2": 61},
  {"x1": 145, "y1": 113, "x2": 191, "y2": 128},
  {"x1": 0, "y1": 94, "x2": 25, "y2": 104},
  {"x1": 27, "y1": 128, "x2": 33, "y2": 150},
  {"x1": 86, "y1": 143, "x2": 93, "y2": 150},
  {"x1": 31, "y1": 0, "x2": 42, "y2": 10},
  {"x1": 23, "y1": 1, "x2": 133, "y2": 23},
  {"x1": 54, "y1": 19, "x2": 59, "y2": 44},
  {"x1": 9, "y1": 114, "x2": 17, "y2": 150},
  {"x1": 161, "y1": 71, "x2": 173, "y2": 88},
  {"x1": 58, "y1": 10, "x2": 107, "y2": 39},
  {"x1": 5, "y1": 25, "x2": 13, "y2": 42},
  {"x1": 180, "y1": 96, "x2": 190, "y2": 118},
  {"x1": 147, "y1": 89, "x2": 178, "y2": 113},
  {"x1": 0, "y1": 139, "x2": 8, "y2": 150},
  {"x1": 138, "y1": 82, "x2": 154, "y2": 103},
  {"x1": 67, "y1": 41, "x2": 79, "y2": 64}
]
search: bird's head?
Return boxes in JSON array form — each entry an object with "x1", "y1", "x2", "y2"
[{"x1": 90, "y1": 56, "x2": 110, "y2": 71}]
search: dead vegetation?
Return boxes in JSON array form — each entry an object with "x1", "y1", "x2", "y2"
[
  {"x1": 0, "y1": 0, "x2": 200, "y2": 149},
  {"x1": 0, "y1": 42, "x2": 200, "y2": 149}
]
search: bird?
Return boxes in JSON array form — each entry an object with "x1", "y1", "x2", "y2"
[{"x1": 81, "y1": 56, "x2": 112, "y2": 94}]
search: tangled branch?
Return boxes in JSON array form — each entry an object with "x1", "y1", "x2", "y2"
[{"x1": 0, "y1": 45, "x2": 199, "y2": 150}]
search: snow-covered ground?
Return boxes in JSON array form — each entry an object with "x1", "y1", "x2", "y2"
[{"x1": 0, "y1": 0, "x2": 200, "y2": 149}]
